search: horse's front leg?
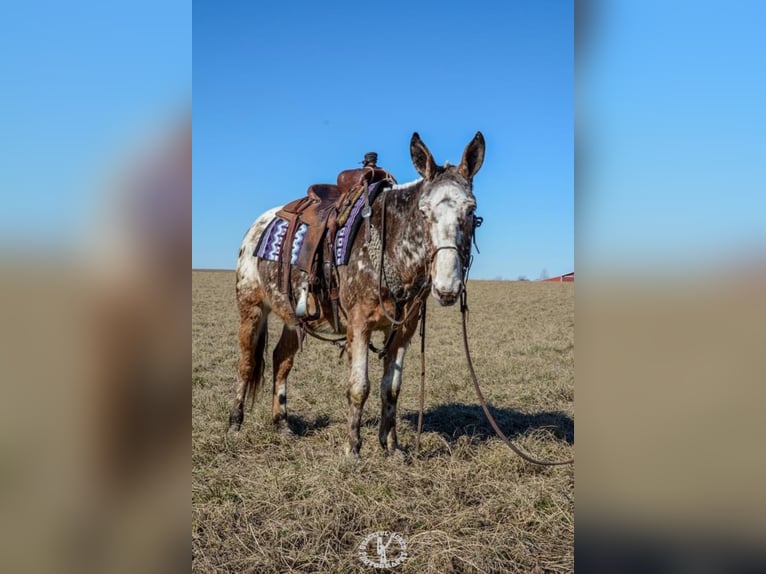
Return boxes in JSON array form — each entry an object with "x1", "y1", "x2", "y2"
[
  {"x1": 379, "y1": 343, "x2": 409, "y2": 453},
  {"x1": 379, "y1": 312, "x2": 419, "y2": 453},
  {"x1": 344, "y1": 317, "x2": 370, "y2": 459}
]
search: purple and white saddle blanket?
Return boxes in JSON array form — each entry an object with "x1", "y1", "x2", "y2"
[
  {"x1": 256, "y1": 218, "x2": 307, "y2": 265},
  {"x1": 254, "y1": 181, "x2": 385, "y2": 267}
]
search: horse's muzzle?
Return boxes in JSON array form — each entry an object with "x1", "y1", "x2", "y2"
[{"x1": 432, "y1": 285, "x2": 461, "y2": 306}]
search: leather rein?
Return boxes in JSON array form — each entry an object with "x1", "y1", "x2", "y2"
[
  {"x1": 455, "y1": 282, "x2": 574, "y2": 466},
  {"x1": 408, "y1": 202, "x2": 574, "y2": 467}
]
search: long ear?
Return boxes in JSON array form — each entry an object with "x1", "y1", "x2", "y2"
[
  {"x1": 458, "y1": 131, "x2": 485, "y2": 179},
  {"x1": 410, "y1": 132, "x2": 437, "y2": 180}
]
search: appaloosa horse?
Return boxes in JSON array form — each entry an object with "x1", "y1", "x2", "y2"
[{"x1": 230, "y1": 132, "x2": 485, "y2": 458}]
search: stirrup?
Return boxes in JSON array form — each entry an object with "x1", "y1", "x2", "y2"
[{"x1": 295, "y1": 284, "x2": 309, "y2": 318}]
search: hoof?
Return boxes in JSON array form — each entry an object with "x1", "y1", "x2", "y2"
[
  {"x1": 274, "y1": 419, "x2": 294, "y2": 436},
  {"x1": 380, "y1": 436, "x2": 403, "y2": 457},
  {"x1": 343, "y1": 443, "x2": 361, "y2": 461},
  {"x1": 386, "y1": 446, "x2": 408, "y2": 463},
  {"x1": 228, "y1": 411, "x2": 243, "y2": 432}
]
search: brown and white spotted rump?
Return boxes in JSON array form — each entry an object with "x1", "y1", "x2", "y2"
[{"x1": 230, "y1": 132, "x2": 485, "y2": 458}]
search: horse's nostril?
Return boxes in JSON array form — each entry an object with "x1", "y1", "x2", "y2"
[
  {"x1": 433, "y1": 286, "x2": 459, "y2": 305},
  {"x1": 433, "y1": 283, "x2": 462, "y2": 298}
]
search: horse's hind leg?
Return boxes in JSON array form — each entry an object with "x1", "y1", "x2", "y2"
[
  {"x1": 272, "y1": 324, "x2": 299, "y2": 434},
  {"x1": 229, "y1": 292, "x2": 269, "y2": 431}
]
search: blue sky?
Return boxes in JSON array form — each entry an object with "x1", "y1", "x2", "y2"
[
  {"x1": 193, "y1": 0, "x2": 574, "y2": 279},
  {"x1": 0, "y1": 1, "x2": 190, "y2": 245}
]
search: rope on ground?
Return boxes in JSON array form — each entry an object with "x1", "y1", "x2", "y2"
[{"x1": 460, "y1": 290, "x2": 574, "y2": 466}]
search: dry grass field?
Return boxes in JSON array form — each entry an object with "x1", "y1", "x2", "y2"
[{"x1": 193, "y1": 271, "x2": 574, "y2": 573}]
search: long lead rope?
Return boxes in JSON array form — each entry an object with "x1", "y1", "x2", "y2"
[
  {"x1": 415, "y1": 300, "x2": 427, "y2": 455},
  {"x1": 459, "y1": 289, "x2": 574, "y2": 466},
  {"x1": 413, "y1": 232, "x2": 573, "y2": 465}
]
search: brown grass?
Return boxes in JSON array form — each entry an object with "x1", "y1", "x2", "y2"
[{"x1": 193, "y1": 271, "x2": 574, "y2": 573}]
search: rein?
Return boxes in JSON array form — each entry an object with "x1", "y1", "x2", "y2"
[
  {"x1": 415, "y1": 300, "x2": 427, "y2": 454},
  {"x1": 412, "y1": 222, "x2": 574, "y2": 467},
  {"x1": 457, "y1": 287, "x2": 574, "y2": 466}
]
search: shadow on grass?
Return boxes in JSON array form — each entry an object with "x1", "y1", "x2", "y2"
[
  {"x1": 287, "y1": 413, "x2": 331, "y2": 437},
  {"x1": 401, "y1": 402, "x2": 574, "y2": 445}
]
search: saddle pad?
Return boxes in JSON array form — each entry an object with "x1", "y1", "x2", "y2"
[
  {"x1": 254, "y1": 217, "x2": 308, "y2": 265},
  {"x1": 334, "y1": 180, "x2": 384, "y2": 266},
  {"x1": 254, "y1": 180, "x2": 385, "y2": 267}
]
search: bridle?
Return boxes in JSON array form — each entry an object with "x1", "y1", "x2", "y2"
[
  {"x1": 424, "y1": 210, "x2": 483, "y2": 296},
  {"x1": 373, "y1": 191, "x2": 478, "y2": 329}
]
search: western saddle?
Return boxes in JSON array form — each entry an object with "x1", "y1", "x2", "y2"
[{"x1": 274, "y1": 159, "x2": 396, "y2": 332}]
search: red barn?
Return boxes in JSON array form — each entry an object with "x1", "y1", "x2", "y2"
[{"x1": 542, "y1": 272, "x2": 574, "y2": 282}]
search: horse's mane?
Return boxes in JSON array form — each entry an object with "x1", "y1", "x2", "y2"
[{"x1": 389, "y1": 178, "x2": 423, "y2": 192}]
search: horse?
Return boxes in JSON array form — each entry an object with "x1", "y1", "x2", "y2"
[{"x1": 229, "y1": 132, "x2": 485, "y2": 458}]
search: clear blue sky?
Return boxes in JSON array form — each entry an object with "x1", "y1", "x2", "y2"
[
  {"x1": 193, "y1": 0, "x2": 574, "y2": 279},
  {"x1": 0, "y1": 1, "x2": 190, "y2": 245}
]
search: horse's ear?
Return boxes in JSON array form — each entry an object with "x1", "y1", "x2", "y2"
[
  {"x1": 459, "y1": 131, "x2": 485, "y2": 179},
  {"x1": 410, "y1": 132, "x2": 437, "y2": 180}
]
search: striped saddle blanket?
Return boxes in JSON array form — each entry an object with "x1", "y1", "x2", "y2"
[{"x1": 254, "y1": 181, "x2": 385, "y2": 267}]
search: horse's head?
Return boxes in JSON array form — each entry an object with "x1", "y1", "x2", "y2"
[{"x1": 410, "y1": 132, "x2": 485, "y2": 306}]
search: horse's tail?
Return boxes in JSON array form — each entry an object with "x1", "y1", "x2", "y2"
[{"x1": 247, "y1": 315, "x2": 269, "y2": 410}]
